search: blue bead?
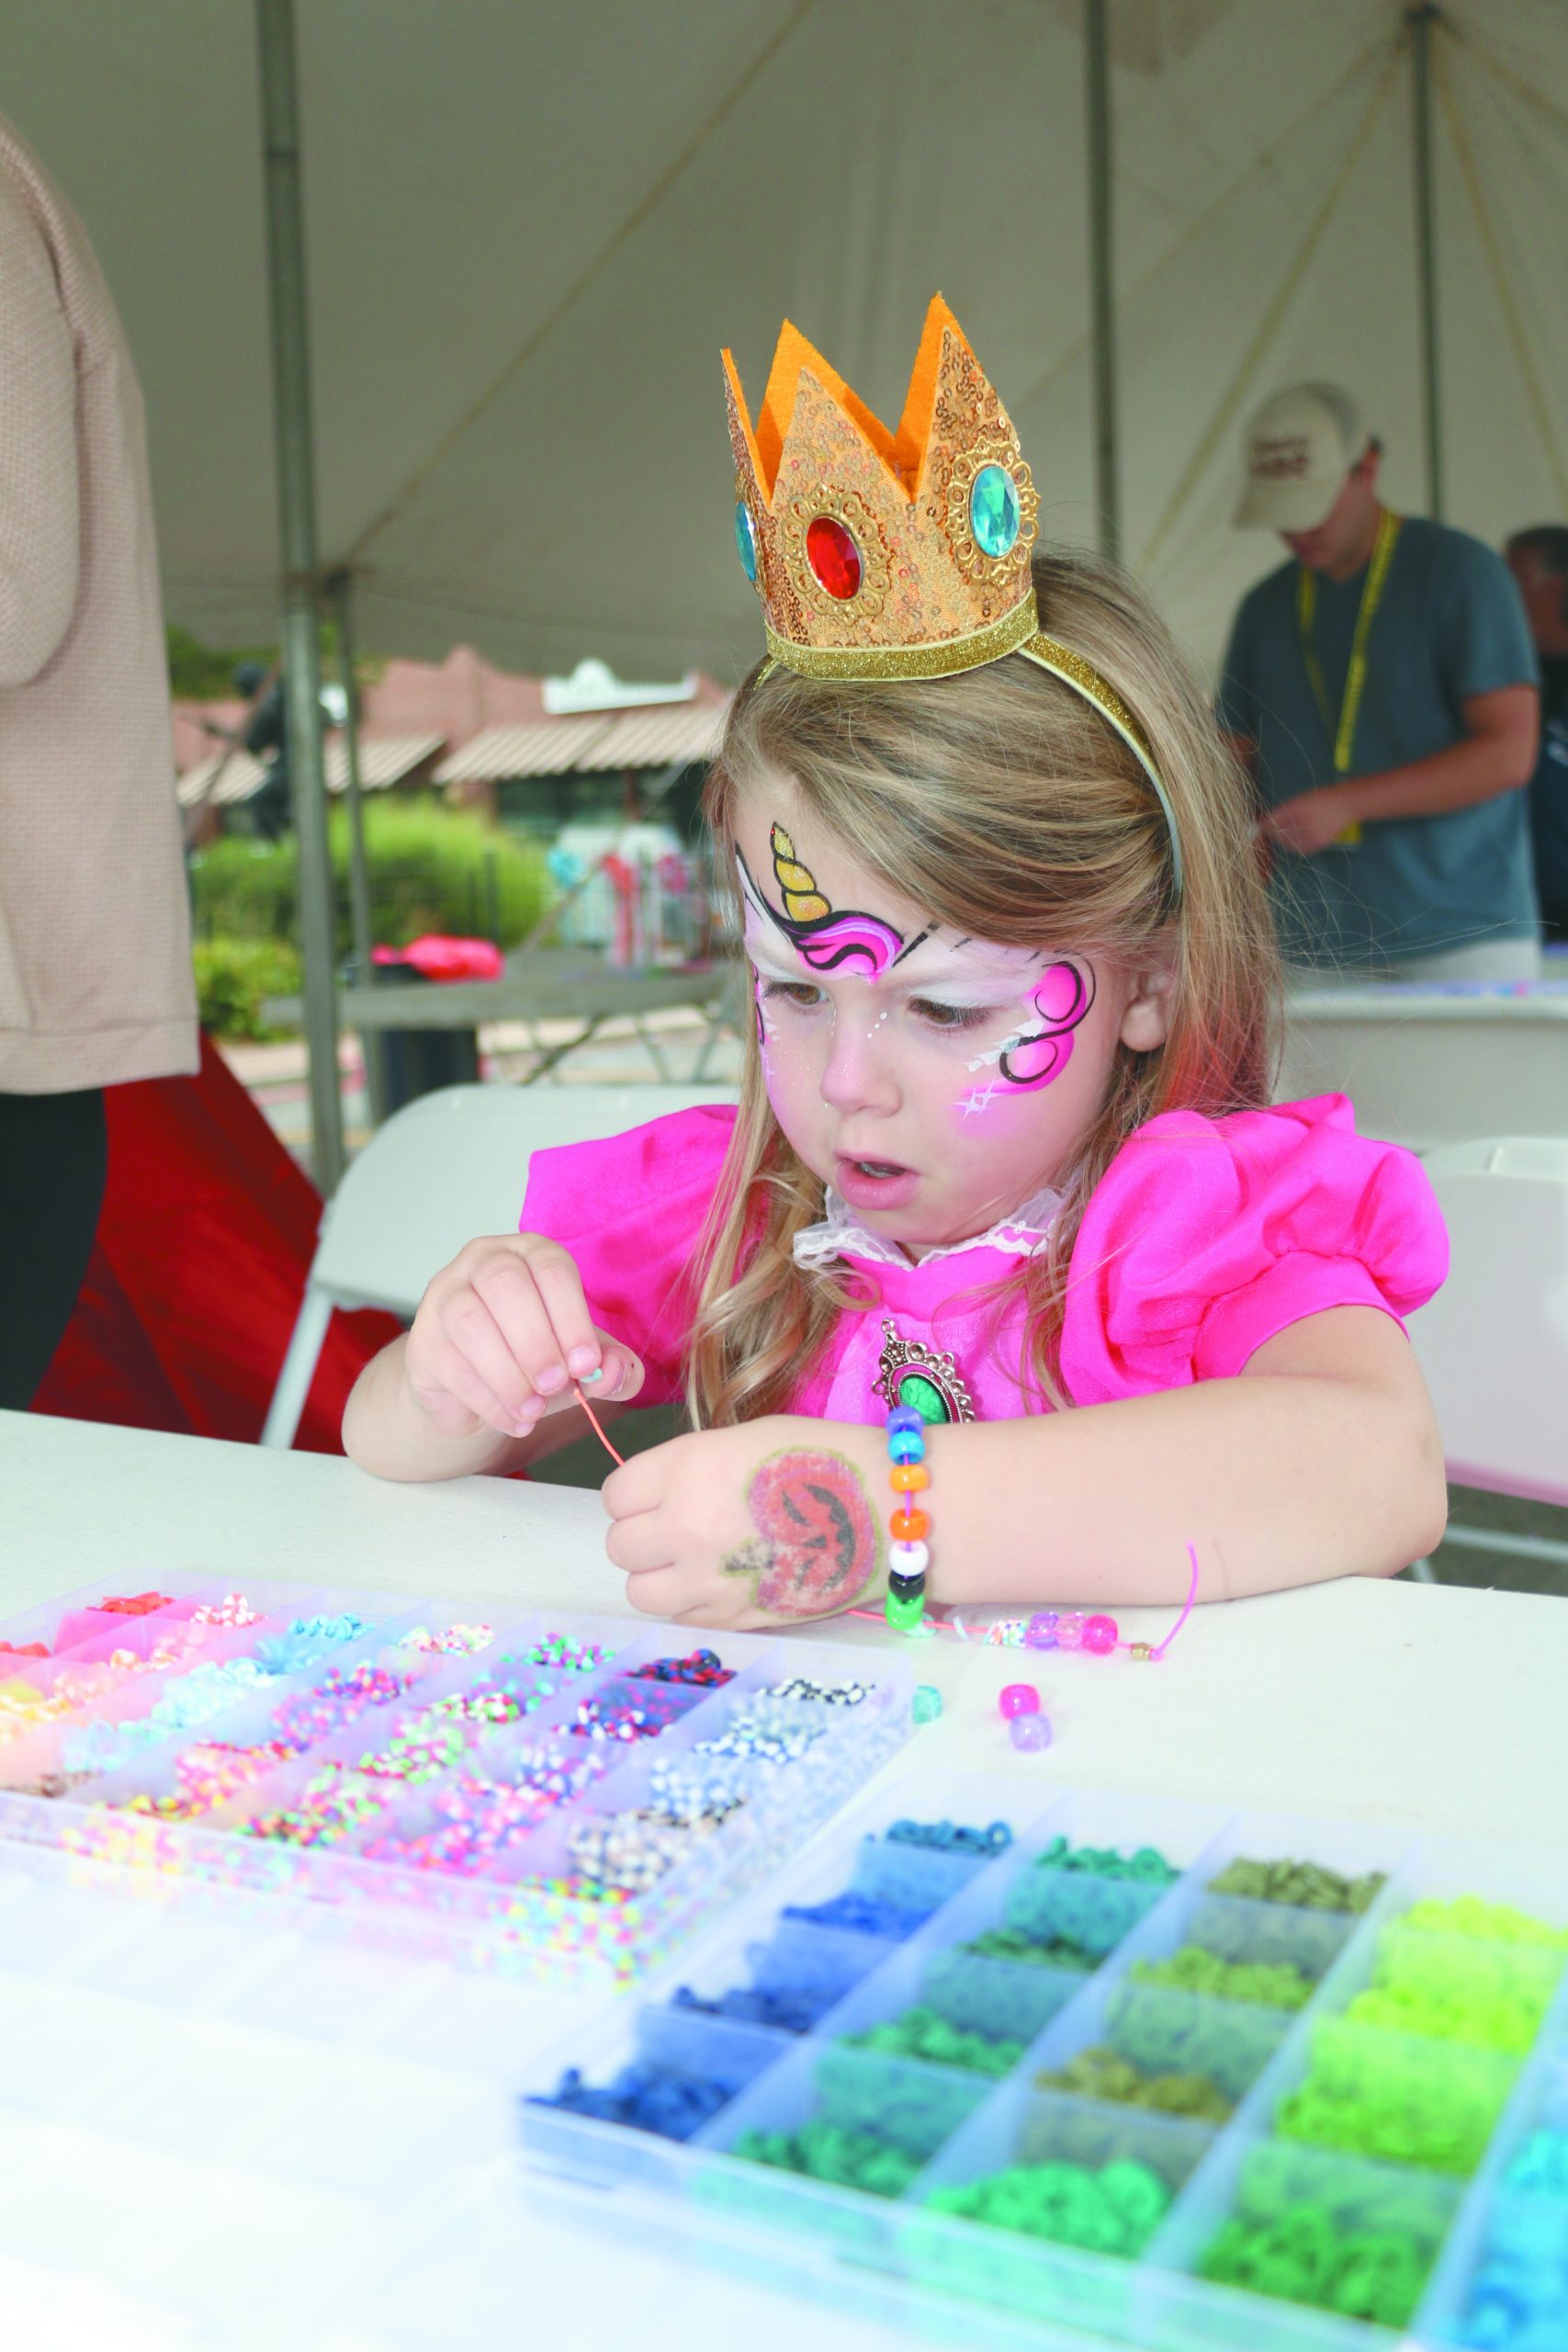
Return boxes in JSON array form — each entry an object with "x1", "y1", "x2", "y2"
[
  {"x1": 888, "y1": 1429, "x2": 926, "y2": 1464},
  {"x1": 734, "y1": 499, "x2": 758, "y2": 582},
  {"x1": 886, "y1": 1405, "x2": 925, "y2": 1436},
  {"x1": 969, "y1": 463, "x2": 1021, "y2": 560}
]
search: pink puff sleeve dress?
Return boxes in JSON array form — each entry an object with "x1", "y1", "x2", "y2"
[{"x1": 518, "y1": 1093, "x2": 1447, "y2": 1426}]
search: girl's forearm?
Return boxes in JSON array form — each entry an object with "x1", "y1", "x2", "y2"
[{"x1": 921, "y1": 1351, "x2": 1445, "y2": 1608}]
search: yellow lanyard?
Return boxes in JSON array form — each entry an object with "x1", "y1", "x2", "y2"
[{"x1": 1297, "y1": 508, "x2": 1401, "y2": 776}]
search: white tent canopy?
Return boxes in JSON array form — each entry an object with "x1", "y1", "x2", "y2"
[
  {"x1": 8, "y1": 0, "x2": 1566, "y2": 1182},
  {"x1": 11, "y1": 0, "x2": 1566, "y2": 683}
]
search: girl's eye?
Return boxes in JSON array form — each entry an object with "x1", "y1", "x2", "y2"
[
  {"x1": 759, "y1": 978, "x2": 824, "y2": 1009},
  {"x1": 908, "y1": 998, "x2": 993, "y2": 1032}
]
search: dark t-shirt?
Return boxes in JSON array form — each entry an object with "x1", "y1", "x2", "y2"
[
  {"x1": 1219, "y1": 516, "x2": 1539, "y2": 969},
  {"x1": 1529, "y1": 653, "x2": 1568, "y2": 923}
]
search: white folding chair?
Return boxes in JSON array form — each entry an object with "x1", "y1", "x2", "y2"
[
  {"x1": 260, "y1": 1082, "x2": 734, "y2": 1449},
  {"x1": 1407, "y1": 1136, "x2": 1568, "y2": 1576}
]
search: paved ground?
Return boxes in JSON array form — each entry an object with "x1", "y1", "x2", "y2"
[{"x1": 219, "y1": 1025, "x2": 1568, "y2": 1600}]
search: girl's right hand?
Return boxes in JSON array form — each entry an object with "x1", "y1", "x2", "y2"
[{"x1": 401, "y1": 1233, "x2": 645, "y2": 1441}]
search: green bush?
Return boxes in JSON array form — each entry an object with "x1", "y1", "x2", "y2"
[
  {"x1": 192, "y1": 937, "x2": 304, "y2": 1039},
  {"x1": 189, "y1": 797, "x2": 551, "y2": 955}
]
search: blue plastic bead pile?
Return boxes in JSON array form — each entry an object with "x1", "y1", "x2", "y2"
[
  {"x1": 529, "y1": 2061, "x2": 733, "y2": 2142},
  {"x1": 671, "y1": 1976, "x2": 828, "y2": 2034},
  {"x1": 781, "y1": 1889, "x2": 931, "y2": 1940},
  {"x1": 1506, "y1": 2130, "x2": 1568, "y2": 2199},
  {"x1": 886, "y1": 1817, "x2": 1013, "y2": 1859}
]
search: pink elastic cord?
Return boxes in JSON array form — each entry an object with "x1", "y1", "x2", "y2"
[
  {"x1": 1149, "y1": 1543, "x2": 1201, "y2": 1660},
  {"x1": 572, "y1": 1382, "x2": 626, "y2": 1467}
]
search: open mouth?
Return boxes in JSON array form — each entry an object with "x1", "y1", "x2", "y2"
[{"x1": 834, "y1": 1153, "x2": 919, "y2": 1205}]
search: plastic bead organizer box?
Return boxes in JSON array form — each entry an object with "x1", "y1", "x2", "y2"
[
  {"x1": 521, "y1": 1773, "x2": 1568, "y2": 2352},
  {"x1": 0, "y1": 1574, "x2": 913, "y2": 1981}
]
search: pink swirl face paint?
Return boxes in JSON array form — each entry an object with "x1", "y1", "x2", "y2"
[{"x1": 998, "y1": 961, "x2": 1096, "y2": 1090}]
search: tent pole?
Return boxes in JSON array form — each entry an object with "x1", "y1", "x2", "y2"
[
  {"x1": 255, "y1": 0, "x2": 344, "y2": 1192},
  {"x1": 327, "y1": 568, "x2": 387, "y2": 1126},
  {"x1": 1083, "y1": 0, "x2": 1120, "y2": 562},
  {"x1": 1407, "y1": 3, "x2": 1444, "y2": 521}
]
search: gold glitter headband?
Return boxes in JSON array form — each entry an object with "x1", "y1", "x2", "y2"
[{"x1": 727, "y1": 296, "x2": 1184, "y2": 903}]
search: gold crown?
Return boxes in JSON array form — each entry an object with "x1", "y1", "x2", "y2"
[
  {"x1": 722, "y1": 294, "x2": 1186, "y2": 900},
  {"x1": 723, "y1": 295, "x2": 1041, "y2": 681}
]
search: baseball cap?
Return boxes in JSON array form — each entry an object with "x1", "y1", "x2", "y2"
[{"x1": 1234, "y1": 384, "x2": 1371, "y2": 532}]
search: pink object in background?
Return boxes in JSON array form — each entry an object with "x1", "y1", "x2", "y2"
[{"x1": 371, "y1": 935, "x2": 502, "y2": 983}]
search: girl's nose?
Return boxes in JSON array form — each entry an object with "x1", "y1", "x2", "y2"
[{"x1": 818, "y1": 1000, "x2": 899, "y2": 1115}]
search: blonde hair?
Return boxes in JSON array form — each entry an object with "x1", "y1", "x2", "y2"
[{"x1": 685, "y1": 547, "x2": 1280, "y2": 1427}]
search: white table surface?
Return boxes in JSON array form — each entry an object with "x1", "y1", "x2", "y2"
[{"x1": 5, "y1": 1411, "x2": 1568, "y2": 2352}]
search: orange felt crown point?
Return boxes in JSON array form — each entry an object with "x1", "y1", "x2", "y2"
[{"x1": 723, "y1": 295, "x2": 1040, "y2": 680}]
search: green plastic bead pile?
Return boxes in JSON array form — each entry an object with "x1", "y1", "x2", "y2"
[
  {"x1": 1275, "y1": 2017, "x2": 1515, "y2": 2174},
  {"x1": 842, "y1": 2005, "x2": 1023, "y2": 2078},
  {"x1": 1209, "y1": 1855, "x2": 1386, "y2": 1915},
  {"x1": 1035, "y1": 2043, "x2": 1234, "y2": 2121},
  {"x1": 1344, "y1": 1925, "x2": 1564, "y2": 2052},
  {"x1": 1269, "y1": 1894, "x2": 1566, "y2": 2177},
  {"x1": 960, "y1": 1926, "x2": 1098, "y2": 1973},
  {"x1": 925, "y1": 2154, "x2": 1173, "y2": 2257},
  {"x1": 1199, "y1": 2144, "x2": 1448, "y2": 2328},
  {"x1": 1129, "y1": 1945, "x2": 1314, "y2": 2010},
  {"x1": 732, "y1": 2120, "x2": 922, "y2": 2198}
]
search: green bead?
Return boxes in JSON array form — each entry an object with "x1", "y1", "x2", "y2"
[
  {"x1": 911, "y1": 1685, "x2": 942, "y2": 1724},
  {"x1": 885, "y1": 1588, "x2": 926, "y2": 1634},
  {"x1": 896, "y1": 1372, "x2": 950, "y2": 1425}
]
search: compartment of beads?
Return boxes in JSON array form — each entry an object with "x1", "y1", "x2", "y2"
[
  {"x1": 0, "y1": 1581, "x2": 913, "y2": 1984},
  {"x1": 517, "y1": 1779, "x2": 1568, "y2": 2351},
  {"x1": 905, "y1": 2087, "x2": 1218, "y2": 2333}
]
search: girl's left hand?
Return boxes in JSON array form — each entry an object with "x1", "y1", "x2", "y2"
[{"x1": 601, "y1": 1418, "x2": 887, "y2": 1629}]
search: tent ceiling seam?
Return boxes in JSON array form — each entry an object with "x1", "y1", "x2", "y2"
[
  {"x1": 1439, "y1": 46, "x2": 1568, "y2": 514},
  {"x1": 1143, "y1": 39, "x2": 1403, "y2": 565},
  {"x1": 1017, "y1": 35, "x2": 1389, "y2": 414},
  {"x1": 341, "y1": 0, "x2": 817, "y2": 569}
]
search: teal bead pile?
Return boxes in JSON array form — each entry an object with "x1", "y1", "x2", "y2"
[{"x1": 1001, "y1": 1837, "x2": 1182, "y2": 1962}]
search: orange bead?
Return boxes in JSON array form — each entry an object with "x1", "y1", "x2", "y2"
[
  {"x1": 890, "y1": 1508, "x2": 930, "y2": 1543},
  {"x1": 889, "y1": 1464, "x2": 931, "y2": 1492}
]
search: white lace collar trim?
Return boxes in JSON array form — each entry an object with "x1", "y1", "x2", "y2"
[{"x1": 792, "y1": 1182, "x2": 1065, "y2": 1272}]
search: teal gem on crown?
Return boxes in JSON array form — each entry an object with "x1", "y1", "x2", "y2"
[
  {"x1": 735, "y1": 498, "x2": 759, "y2": 583},
  {"x1": 969, "y1": 464, "x2": 1021, "y2": 560}
]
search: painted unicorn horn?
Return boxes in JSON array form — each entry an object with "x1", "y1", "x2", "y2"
[{"x1": 771, "y1": 823, "x2": 830, "y2": 922}]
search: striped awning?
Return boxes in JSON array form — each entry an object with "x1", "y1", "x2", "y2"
[
  {"x1": 570, "y1": 703, "x2": 728, "y2": 773},
  {"x1": 177, "y1": 732, "x2": 445, "y2": 807},
  {"x1": 434, "y1": 716, "x2": 615, "y2": 785}
]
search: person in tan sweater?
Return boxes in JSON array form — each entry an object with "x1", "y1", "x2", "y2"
[{"x1": 0, "y1": 112, "x2": 197, "y2": 1408}]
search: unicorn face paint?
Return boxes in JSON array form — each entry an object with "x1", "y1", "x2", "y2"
[{"x1": 730, "y1": 789, "x2": 1136, "y2": 1254}]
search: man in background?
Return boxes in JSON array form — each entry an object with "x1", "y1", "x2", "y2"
[
  {"x1": 1219, "y1": 384, "x2": 1540, "y2": 981},
  {"x1": 1505, "y1": 526, "x2": 1568, "y2": 942},
  {"x1": 0, "y1": 112, "x2": 197, "y2": 1408}
]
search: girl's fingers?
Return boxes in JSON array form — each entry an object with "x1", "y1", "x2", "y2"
[
  {"x1": 522, "y1": 1246, "x2": 606, "y2": 1386},
  {"x1": 604, "y1": 1512, "x2": 675, "y2": 1576},
  {"x1": 436, "y1": 1291, "x2": 545, "y2": 1430},
  {"x1": 589, "y1": 1340, "x2": 645, "y2": 1406},
  {"x1": 473, "y1": 1247, "x2": 592, "y2": 1399},
  {"x1": 415, "y1": 1336, "x2": 526, "y2": 1438},
  {"x1": 621, "y1": 1565, "x2": 688, "y2": 1619}
]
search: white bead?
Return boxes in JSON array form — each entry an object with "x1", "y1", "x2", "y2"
[{"x1": 890, "y1": 1539, "x2": 930, "y2": 1576}]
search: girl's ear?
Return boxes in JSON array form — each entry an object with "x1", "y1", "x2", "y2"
[{"x1": 1119, "y1": 957, "x2": 1176, "y2": 1053}]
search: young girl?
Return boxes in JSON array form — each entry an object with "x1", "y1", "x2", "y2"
[{"x1": 344, "y1": 298, "x2": 1448, "y2": 1629}]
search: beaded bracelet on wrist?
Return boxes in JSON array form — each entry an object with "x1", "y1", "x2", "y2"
[{"x1": 884, "y1": 1405, "x2": 931, "y2": 1633}]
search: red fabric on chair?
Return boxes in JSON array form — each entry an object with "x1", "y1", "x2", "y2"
[{"x1": 32, "y1": 1034, "x2": 400, "y2": 1451}]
